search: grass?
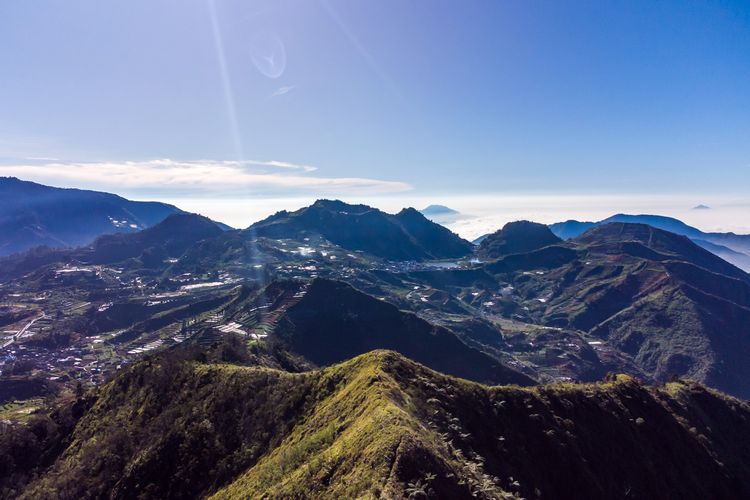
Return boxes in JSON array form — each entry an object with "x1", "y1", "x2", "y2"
[
  {"x1": 212, "y1": 352, "x2": 433, "y2": 498},
  {"x1": 6, "y1": 349, "x2": 750, "y2": 499},
  {"x1": 0, "y1": 399, "x2": 43, "y2": 421}
]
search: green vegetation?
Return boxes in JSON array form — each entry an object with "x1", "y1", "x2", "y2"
[{"x1": 2, "y1": 347, "x2": 749, "y2": 499}]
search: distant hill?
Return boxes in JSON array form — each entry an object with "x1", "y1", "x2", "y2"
[
  {"x1": 246, "y1": 199, "x2": 473, "y2": 261},
  {"x1": 274, "y1": 278, "x2": 533, "y2": 386},
  {"x1": 0, "y1": 177, "x2": 185, "y2": 256},
  {"x1": 85, "y1": 213, "x2": 226, "y2": 266},
  {"x1": 0, "y1": 213, "x2": 228, "y2": 277},
  {"x1": 574, "y1": 223, "x2": 748, "y2": 280},
  {"x1": 550, "y1": 213, "x2": 750, "y2": 272},
  {"x1": 476, "y1": 220, "x2": 561, "y2": 259},
  {"x1": 547, "y1": 219, "x2": 597, "y2": 240},
  {"x1": 420, "y1": 204, "x2": 460, "y2": 217},
  {"x1": 6, "y1": 350, "x2": 750, "y2": 498},
  {"x1": 692, "y1": 239, "x2": 750, "y2": 272},
  {"x1": 419, "y1": 204, "x2": 464, "y2": 224}
]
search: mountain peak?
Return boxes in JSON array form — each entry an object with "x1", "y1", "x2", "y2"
[
  {"x1": 576, "y1": 222, "x2": 689, "y2": 246},
  {"x1": 310, "y1": 199, "x2": 371, "y2": 214},
  {"x1": 550, "y1": 213, "x2": 750, "y2": 272},
  {"x1": 421, "y1": 204, "x2": 459, "y2": 215},
  {"x1": 146, "y1": 212, "x2": 223, "y2": 233},
  {"x1": 477, "y1": 220, "x2": 561, "y2": 259},
  {"x1": 311, "y1": 198, "x2": 346, "y2": 209},
  {"x1": 395, "y1": 206, "x2": 423, "y2": 217},
  {"x1": 248, "y1": 201, "x2": 472, "y2": 261},
  {"x1": 575, "y1": 222, "x2": 748, "y2": 280},
  {"x1": 86, "y1": 212, "x2": 225, "y2": 265}
]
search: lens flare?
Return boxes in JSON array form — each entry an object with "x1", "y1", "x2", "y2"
[{"x1": 250, "y1": 32, "x2": 286, "y2": 79}]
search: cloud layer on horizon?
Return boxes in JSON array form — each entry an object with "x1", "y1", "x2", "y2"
[{"x1": 0, "y1": 158, "x2": 412, "y2": 196}]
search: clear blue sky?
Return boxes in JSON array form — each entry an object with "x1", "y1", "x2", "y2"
[{"x1": 1, "y1": 0, "x2": 749, "y2": 201}]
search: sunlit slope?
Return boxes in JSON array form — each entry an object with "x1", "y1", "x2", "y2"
[{"x1": 18, "y1": 350, "x2": 750, "y2": 499}]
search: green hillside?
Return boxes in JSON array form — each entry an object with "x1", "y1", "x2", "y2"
[{"x1": 4, "y1": 348, "x2": 750, "y2": 499}]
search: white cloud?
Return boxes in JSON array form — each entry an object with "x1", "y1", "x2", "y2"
[
  {"x1": 243, "y1": 159, "x2": 316, "y2": 172},
  {"x1": 0, "y1": 158, "x2": 411, "y2": 196},
  {"x1": 24, "y1": 156, "x2": 62, "y2": 161},
  {"x1": 271, "y1": 85, "x2": 295, "y2": 97}
]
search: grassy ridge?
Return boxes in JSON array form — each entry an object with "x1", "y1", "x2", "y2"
[{"x1": 9, "y1": 349, "x2": 750, "y2": 499}]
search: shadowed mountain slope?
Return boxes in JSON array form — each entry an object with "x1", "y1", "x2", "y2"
[
  {"x1": 0, "y1": 177, "x2": 185, "y2": 256},
  {"x1": 548, "y1": 219, "x2": 597, "y2": 240},
  {"x1": 273, "y1": 278, "x2": 533, "y2": 386}
]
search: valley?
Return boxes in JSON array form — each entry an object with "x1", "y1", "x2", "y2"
[
  {"x1": 3, "y1": 199, "x2": 749, "y2": 416},
  {"x1": 1, "y1": 196, "x2": 749, "y2": 498},
  {"x1": 5, "y1": 3, "x2": 750, "y2": 496}
]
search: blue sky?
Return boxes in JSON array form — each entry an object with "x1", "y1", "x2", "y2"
[{"x1": 1, "y1": 0, "x2": 749, "y2": 229}]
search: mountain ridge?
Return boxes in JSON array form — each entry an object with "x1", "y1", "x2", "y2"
[
  {"x1": 522, "y1": 222, "x2": 750, "y2": 397},
  {"x1": 550, "y1": 213, "x2": 750, "y2": 272},
  {"x1": 0, "y1": 212, "x2": 228, "y2": 278},
  {"x1": 6, "y1": 349, "x2": 750, "y2": 499},
  {"x1": 246, "y1": 199, "x2": 473, "y2": 261},
  {"x1": 0, "y1": 177, "x2": 187, "y2": 256}
]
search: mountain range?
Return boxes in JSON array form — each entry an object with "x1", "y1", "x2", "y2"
[
  {"x1": 0, "y1": 213, "x2": 228, "y2": 279},
  {"x1": 531, "y1": 223, "x2": 750, "y2": 397},
  {"x1": 1, "y1": 190, "x2": 748, "y2": 396},
  {"x1": 550, "y1": 214, "x2": 750, "y2": 272},
  {"x1": 3, "y1": 179, "x2": 750, "y2": 498},
  {"x1": 0, "y1": 177, "x2": 188, "y2": 256}
]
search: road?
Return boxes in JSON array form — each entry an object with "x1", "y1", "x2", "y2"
[{"x1": 1, "y1": 312, "x2": 46, "y2": 349}]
